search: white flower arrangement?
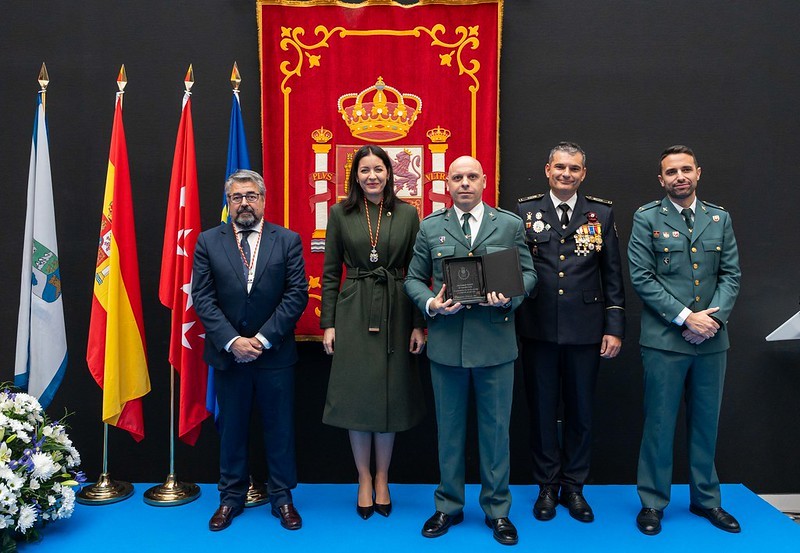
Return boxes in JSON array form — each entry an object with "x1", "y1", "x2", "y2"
[{"x1": 0, "y1": 387, "x2": 84, "y2": 552}]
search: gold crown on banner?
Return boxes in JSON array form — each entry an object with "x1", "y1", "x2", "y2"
[
  {"x1": 426, "y1": 126, "x2": 451, "y2": 143},
  {"x1": 338, "y1": 77, "x2": 422, "y2": 143},
  {"x1": 312, "y1": 126, "x2": 333, "y2": 143}
]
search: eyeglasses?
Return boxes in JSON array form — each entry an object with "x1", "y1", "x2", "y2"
[{"x1": 228, "y1": 193, "x2": 262, "y2": 204}]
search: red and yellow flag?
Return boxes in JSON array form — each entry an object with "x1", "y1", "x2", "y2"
[
  {"x1": 87, "y1": 91, "x2": 151, "y2": 442},
  {"x1": 159, "y1": 90, "x2": 209, "y2": 446}
]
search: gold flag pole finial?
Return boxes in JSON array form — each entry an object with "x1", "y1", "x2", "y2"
[
  {"x1": 184, "y1": 64, "x2": 194, "y2": 93},
  {"x1": 231, "y1": 61, "x2": 241, "y2": 91},
  {"x1": 38, "y1": 62, "x2": 50, "y2": 91},
  {"x1": 117, "y1": 64, "x2": 128, "y2": 93}
]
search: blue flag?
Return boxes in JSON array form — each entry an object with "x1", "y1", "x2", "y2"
[
  {"x1": 207, "y1": 90, "x2": 251, "y2": 420},
  {"x1": 15, "y1": 92, "x2": 68, "y2": 408}
]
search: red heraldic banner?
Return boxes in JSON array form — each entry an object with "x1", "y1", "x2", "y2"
[
  {"x1": 87, "y1": 93, "x2": 151, "y2": 442},
  {"x1": 258, "y1": 0, "x2": 503, "y2": 337},
  {"x1": 159, "y1": 92, "x2": 210, "y2": 446}
]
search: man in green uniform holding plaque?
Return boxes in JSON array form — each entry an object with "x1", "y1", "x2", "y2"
[
  {"x1": 628, "y1": 145, "x2": 741, "y2": 536},
  {"x1": 405, "y1": 156, "x2": 536, "y2": 546}
]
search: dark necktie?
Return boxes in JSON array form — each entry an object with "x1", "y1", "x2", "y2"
[
  {"x1": 559, "y1": 203, "x2": 570, "y2": 228},
  {"x1": 681, "y1": 208, "x2": 694, "y2": 231},
  {"x1": 461, "y1": 212, "x2": 471, "y2": 242},
  {"x1": 239, "y1": 230, "x2": 252, "y2": 274}
]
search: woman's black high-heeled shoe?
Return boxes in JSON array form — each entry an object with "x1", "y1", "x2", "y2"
[
  {"x1": 357, "y1": 503, "x2": 374, "y2": 520},
  {"x1": 374, "y1": 501, "x2": 392, "y2": 517}
]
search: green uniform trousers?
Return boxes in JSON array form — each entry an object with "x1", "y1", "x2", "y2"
[
  {"x1": 430, "y1": 360, "x2": 514, "y2": 519},
  {"x1": 637, "y1": 347, "x2": 726, "y2": 510}
]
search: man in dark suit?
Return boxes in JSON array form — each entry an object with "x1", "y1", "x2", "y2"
[
  {"x1": 628, "y1": 145, "x2": 741, "y2": 536},
  {"x1": 192, "y1": 169, "x2": 308, "y2": 532},
  {"x1": 405, "y1": 156, "x2": 537, "y2": 546},
  {"x1": 516, "y1": 142, "x2": 625, "y2": 523}
]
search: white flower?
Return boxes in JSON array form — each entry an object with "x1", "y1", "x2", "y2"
[
  {"x1": 0, "y1": 443, "x2": 10, "y2": 464},
  {"x1": 30, "y1": 452, "x2": 60, "y2": 481},
  {"x1": 0, "y1": 484, "x2": 14, "y2": 507},
  {"x1": 47, "y1": 495, "x2": 56, "y2": 506},
  {"x1": 15, "y1": 503, "x2": 37, "y2": 532},
  {"x1": 29, "y1": 479, "x2": 40, "y2": 490},
  {"x1": 56, "y1": 487, "x2": 75, "y2": 520}
]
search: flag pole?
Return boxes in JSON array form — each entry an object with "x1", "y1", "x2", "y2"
[
  {"x1": 77, "y1": 67, "x2": 136, "y2": 506},
  {"x1": 144, "y1": 65, "x2": 200, "y2": 507}
]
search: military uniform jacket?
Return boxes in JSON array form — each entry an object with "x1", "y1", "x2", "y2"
[
  {"x1": 627, "y1": 197, "x2": 741, "y2": 355},
  {"x1": 404, "y1": 203, "x2": 537, "y2": 368},
  {"x1": 515, "y1": 193, "x2": 625, "y2": 344}
]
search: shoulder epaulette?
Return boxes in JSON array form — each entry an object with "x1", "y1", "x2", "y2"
[
  {"x1": 518, "y1": 193, "x2": 544, "y2": 203},
  {"x1": 701, "y1": 200, "x2": 727, "y2": 211},
  {"x1": 585, "y1": 195, "x2": 613, "y2": 205},
  {"x1": 637, "y1": 200, "x2": 661, "y2": 212},
  {"x1": 491, "y1": 206, "x2": 521, "y2": 219},
  {"x1": 423, "y1": 208, "x2": 448, "y2": 220}
]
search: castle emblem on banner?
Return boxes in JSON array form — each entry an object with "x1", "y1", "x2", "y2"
[{"x1": 308, "y1": 77, "x2": 452, "y2": 254}]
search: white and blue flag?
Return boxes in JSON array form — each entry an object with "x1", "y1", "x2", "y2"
[{"x1": 15, "y1": 92, "x2": 68, "y2": 408}]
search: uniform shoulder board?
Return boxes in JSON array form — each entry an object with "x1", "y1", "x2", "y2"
[
  {"x1": 701, "y1": 200, "x2": 727, "y2": 211},
  {"x1": 585, "y1": 195, "x2": 612, "y2": 205},
  {"x1": 492, "y1": 206, "x2": 521, "y2": 220},
  {"x1": 637, "y1": 200, "x2": 660, "y2": 212},
  {"x1": 517, "y1": 193, "x2": 544, "y2": 203},
  {"x1": 423, "y1": 207, "x2": 447, "y2": 220}
]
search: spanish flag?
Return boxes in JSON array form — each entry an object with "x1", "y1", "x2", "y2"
[{"x1": 86, "y1": 86, "x2": 151, "y2": 442}]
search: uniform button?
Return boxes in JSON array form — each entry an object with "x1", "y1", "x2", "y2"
[
  {"x1": 558, "y1": 289, "x2": 564, "y2": 295},
  {"x1": 242, "y1": 321, "x2": 248, "y2": 327},
  {"x1": 437, "y1": 252, "x2": 441, "y2": 257},
  {"x1": 466, "y1": 305, "x2": 472, "y2": 309},
  {"x1": 695, "y1": 296, "x2": 701, "y2": 302},
  {"x1": 661, "y1": 313, "x2": 667, "y2": 318},
  {"x1": 468, "y1": 252, "x2": 474, "y2": 256},
  {"x1": 716, "y1": 246, "x2": 721, "y2": 251},
  {"x1": 559, "y1": 255, "x2": 565, "y2": 261},
  {"x1": 691, "y1": 247, "x2": 697, "y2": 253},
  {"x1": 663, "y1": 247, "x2": 669, "y2": 252},
  {"x1": 504, "y1": 317, "x2": 509, "y2": 322},
  {"x1": 694, "y1": 279, "x2": 700, "y2": 286},
  {"x1": 558, "y1": 272, "x2": 565, "y2": 278},
  {"x1": 560, "y1": 239, "x2": 565, "y2": 244},
  {"x1": 693, "y1": 263, "x2": 699, "y2": 269}
]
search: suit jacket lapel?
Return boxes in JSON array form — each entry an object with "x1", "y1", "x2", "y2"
[
  {"x1": 251, "y1": 222, "x2": 276, "y2": 290},
  {"x1": 443, "y1": 208, "x2": 471, "y2": 249},
  {"x1": 471, "y1": 203, "x2": 498, "y2": 250},
  {"x1": 564, "y1": 194, "x2": 588, "y2": 236},
  {"x1": 691, "y1": 201, "x2": 711, "y2": 243},
  {"x1": 542, "y1": 196, "x2": 564, "y2": 237},
  {"x1": 658, "y1": 197, "x2": 691, "y2": 239},
  {"x1": 221, "y1": 224, "x2": 249, "y2": 290}
]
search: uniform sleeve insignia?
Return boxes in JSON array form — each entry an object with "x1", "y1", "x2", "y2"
[
  {"x1": 518, "y1": 193, "x2": 544, "y2": 203},
  {"x1": 585, "y1": 195, "x2": 613, "y2": 205}
]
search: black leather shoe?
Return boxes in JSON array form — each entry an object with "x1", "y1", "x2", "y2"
[
  {"x1": 421, "y1": 511, "x2": 464, "y2": 538},
  {"x1": 636, "y1": 507, "x2": 663, "y2": 536},
  {"x1": 374, "y1": 501, "x2": 392, "y2": 517},
  {"x1": 356, "y1": 503, "x2": 374, "y2": 519},
  {"x1": 559, "y1": 491, "x2": 594, "y2": 522},
  {"x1": 533, "y1": 486, "x2": 558, "y2": 521},
  {"x1": 208, "y1": 504, "x2": 243, "y2": 531},
  {"x1": 485, "y1": 516, "x2": 519, "y2": 546},
  {"x1": 689, "y1": 504, "x2": 741, "y2": 533},
  {"x1": 271, "y1": 503, "x2": 302, "y2": 530}
]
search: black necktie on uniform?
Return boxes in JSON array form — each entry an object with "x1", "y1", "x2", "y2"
[
  {"x1": 681, "y1": 208, "x2": 694, "y2": 230},
  {"x1": 558, "y1": 203, "x2": 570, "y2": 228},
  {"x1": 461, "y1": 212, "x2": 471, "y2": 242},
  {"x1": 239, "y1": 230, "x2": 252, "y2": 275}
]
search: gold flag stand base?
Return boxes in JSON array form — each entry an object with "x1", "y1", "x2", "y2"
[
  {"x1": 245, "y1": 477, "x2": 269, "y2": 507},
  {"x1": 143, "y1": 473, "x2": 200, "y2": 506},
  {"x1": 76, "y1": 472, "x2": 134, "y2": 505}
]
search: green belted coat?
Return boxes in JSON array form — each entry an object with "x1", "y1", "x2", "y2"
[{"x1": 320, "y1": 199, "x2": 425, "y2": 432}]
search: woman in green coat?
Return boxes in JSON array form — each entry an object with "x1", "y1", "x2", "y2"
[{"x1": 321, "y1": 145, "x2": 425, "y2": 520}]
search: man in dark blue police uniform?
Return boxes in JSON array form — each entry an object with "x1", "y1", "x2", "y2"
[{"x1": 516, "y1": 142, "x2": 625, "y2": 523}]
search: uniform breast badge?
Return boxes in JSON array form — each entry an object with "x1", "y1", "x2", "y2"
[
  {"x1": 532, "y1": 220, "x2": 545, "y2": 233},
  {"x1": 574, "y1": 212, "x2": 603, "y2": 256}
]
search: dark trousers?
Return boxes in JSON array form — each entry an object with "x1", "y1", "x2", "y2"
[
  {"x1": 637, "y1": 347, "x2": 726, "y2": 510},
  {"x1": 215, "y1": 364, "x2": 297, "y2": 509},
  {"x1": 429, "y1": 360, "x2": 514, "y2": 519},
  {"x1": 521, "y1": 339, "x2": 600, "y2": 492}
]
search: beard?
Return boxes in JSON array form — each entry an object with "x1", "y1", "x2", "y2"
[{"x1": 234, "y1": 207, "x2": 259, "y2": 229}]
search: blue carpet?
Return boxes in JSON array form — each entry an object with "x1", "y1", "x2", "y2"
[{"x1": 21, "y1": 483, "x2": 800, "y2": 552}]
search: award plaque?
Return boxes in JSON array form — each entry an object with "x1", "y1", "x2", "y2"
[
  {"x1": 443, "y1": 257, "x2": 486, "y2": 304},
  {"x1": 443, "y1": 248, "x2": 525, "y2": 304}
]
